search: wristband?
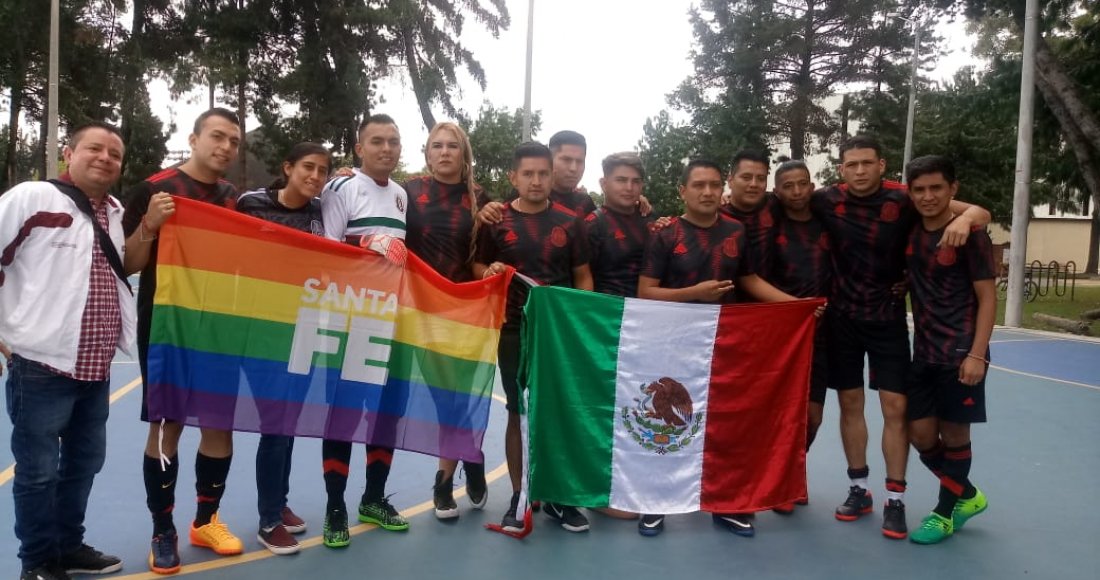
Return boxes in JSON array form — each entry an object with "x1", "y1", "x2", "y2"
[
  {"x1": 966, "y1": 353, "x2": 988, "y2": 363},
  {"x1": 139, "y1": 217, "x2": 158, "y2": 242}
]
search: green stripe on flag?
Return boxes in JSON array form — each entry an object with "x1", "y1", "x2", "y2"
[
  {"x1": 524, "y1": 286, "x2": 625, "y2": 507},
  {"x1": 151, "y1": 305, "x2": 494, "y2": 395}
]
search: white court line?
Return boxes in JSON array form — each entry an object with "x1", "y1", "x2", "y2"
[
  {"x1": 989, "y1": 364, "x2": 1100, "y2": 392},
  {"x1": 992, "y1": 325, "x2": 1100, "y2": 345}
]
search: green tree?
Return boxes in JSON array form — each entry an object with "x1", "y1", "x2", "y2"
[
  {"x1": 466, "y1": 104, "x2": 541, "y2": 199},
  {"x1": 388, "y1": 0, "x2": 510, "y2": 130},
  {"x1": 667, "y1": 0, "x2": 925, "y2": 166},
  {"x1": 636, "y1": 110, "x2": 694, "y2": 218}
]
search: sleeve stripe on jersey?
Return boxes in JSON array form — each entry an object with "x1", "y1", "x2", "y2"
[
  {"x1": 329, "y1": 176, "x2": 353, "y2": 192},
  {"x1": 347, "y1": 217, "x2": 407, "y2": 231}
]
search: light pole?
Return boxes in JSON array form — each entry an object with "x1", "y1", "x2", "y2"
[
  {"x1": 1005, "y1": 0, "x2": 1039, "y2": 327},
  {"x1": 522, "y1": 0, "x2": 534, "y2": 142},
  {"x1": 46, "y1": 0, "x2": 60, "y2": 179},
  {"x1": 898, "y1": 11, "x2": 922, "y2": 182}
]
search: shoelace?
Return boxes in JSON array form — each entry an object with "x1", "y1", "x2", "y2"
[
  {"x1": 202, "y1": 518, "x2": 236, "y2": 544},
  {"x1": 922, "y1": 516, "x2": 949, "y2": 532}
]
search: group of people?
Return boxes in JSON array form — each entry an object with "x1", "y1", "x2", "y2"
[{"x1": 0, "y1": 107, "x2": 996, "y2": 580}]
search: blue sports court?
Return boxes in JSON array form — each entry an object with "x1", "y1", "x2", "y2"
[{"x1": 2, "y1": 326, "x2": 1098, "y2": 579}]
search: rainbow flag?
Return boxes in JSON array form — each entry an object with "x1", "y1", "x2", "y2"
[{"x1": 147, "y1": 197, "x2": 510, "y2": 462}]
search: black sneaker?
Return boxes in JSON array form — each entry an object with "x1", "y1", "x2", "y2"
[
  {"x1": 882, "y1": 499, "x2": 908, "y2": 539},
  {"x1": 433, "y1": 470, "x2": 459, "y2": 520},
  {"x1": 835, "y1": 486, "x2": 874, "y2": 521},
  {"x1": 148, "y1": 530, "x2": 181, "y2": 575},
  {"x1": 712, "y1": 513, "x2": 755, "y2": 537},
  {"x1": 500, "y1": 492, "x2": 524, "y2": 533},
  {"x1": 544, "y1": 502, "x2": 590, "y2": 532},
  {"x1": 463, "y1": 461, "x2": 488, "y2": 509},
  {"x1": 58, "y1": 544, "x2": 122, "y2": 575},
  {"x1": 20, "y1": 564, "x2": 71, "y2": 580},
  {"x1": 638, "y1": 514, "x2": 665, "y2": 537}
]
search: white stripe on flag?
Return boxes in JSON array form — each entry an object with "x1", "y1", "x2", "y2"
[{"x1": 608, "y1": 299, "x2": 720, "y2": 514}]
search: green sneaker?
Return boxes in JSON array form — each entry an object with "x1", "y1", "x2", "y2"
[
  {"x1": 952, "y1": 487, "x2": 988, "y2": 530},
  {"x1": 358, "y1": 497, "x2": 410, "y2": 531},
  {"x1": 323, "y1": 506, "x2": 351, "y2": 548},
  {"x1": 910, "y1": 512, "x2": 954, "y2": 544}
]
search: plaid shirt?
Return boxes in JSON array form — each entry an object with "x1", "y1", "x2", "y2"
[{"x1": 57, "y1": 197, "x2": 123, "y2": 381}]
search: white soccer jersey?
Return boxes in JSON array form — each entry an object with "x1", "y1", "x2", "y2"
[{"x1": 321, "y1": 168, "x2": 407, "y2": 243}]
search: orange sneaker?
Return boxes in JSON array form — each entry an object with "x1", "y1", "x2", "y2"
[{"x1": 189, "y1": 513, "x2": 243, "y2": 555}]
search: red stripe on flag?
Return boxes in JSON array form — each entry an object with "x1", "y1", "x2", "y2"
[{"x1": 700, "y1": 299, "x2": 824, "y2": 513}]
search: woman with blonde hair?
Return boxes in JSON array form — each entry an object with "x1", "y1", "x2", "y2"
[{"x1": 403, "y1": 121, "x2": 490, "y2": 520}]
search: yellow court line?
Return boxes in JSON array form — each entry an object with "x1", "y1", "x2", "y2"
[
  {"x1": 0, "y1": 377, "x2": 143, "y2": 487},
  {"x1": 111, "y1": 393, "x2": 511, "y2": 579}
]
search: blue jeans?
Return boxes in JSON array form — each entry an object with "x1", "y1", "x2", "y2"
[
  {"x1": 256, "y1": 435, "x2": 294, "y2": 529},
  {"x1": 6, "y1": 355, "x2": 109, "y2": 570}
]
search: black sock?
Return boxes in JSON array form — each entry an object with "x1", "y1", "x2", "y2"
[
  {"x1": 918, "y1": 440, "x2": 946, "y2": 478},
  {"x1": 144, "y1": 453, "x2": 178, "y2": 534},
  {"x1": 194, "y1": 452, "x2": 232, "y2": 526},
  {"x1": 847, "y1": 466, "x2": 870, "y2": 490},
  {"x1": 934, "y1": 443, "x2": 974, "y2": 517},
  {"x1": 322, "y1": 439, "x2": 352, "y2": 510},
  {"x1": 363, "y1": 446, "x2": 393, "y2": 504}
]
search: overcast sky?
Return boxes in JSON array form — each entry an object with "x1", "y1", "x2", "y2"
[{"x1": 153, "y1": 0, "x2": 975, "y2": 191}]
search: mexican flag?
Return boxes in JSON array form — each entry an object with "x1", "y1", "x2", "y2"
[{"x1": 523, "y1": 287, "x2": 823, "y2": 514}]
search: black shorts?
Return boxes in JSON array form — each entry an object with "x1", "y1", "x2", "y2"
[
  {"x1": 138, "y1": 335, "x2": 152, "y2": 422},
  {"x1": 809, "y1": 327, "x2": 828, "y2": 405},
  {"x1": 826, "y1": 310, "x2": 910, "y2": 394},
  {"x1": 498, "y1": 327, "x2": 523, "y2": 413},
  {"x1": 906, "y1": 360, "x2": 987, "y2": 423}
]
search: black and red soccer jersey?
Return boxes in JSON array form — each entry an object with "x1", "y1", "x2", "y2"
[
  {"x1": 404, "y1": 176, "x2": 491, "y2": 283},
  {"x1": 506, "y1": 188, "x2": 597, "y2": 217},
  {"x1": 768, "y1": 214, "x2": 832, "y2": 299},
  {"x1": 721, "y1": 195, "x2": 780, "y2": 275},
  {"x1": 585, "y1": 207, "x2": 654, "y2": 297},
  {"x1": 122, "y1": 167, "x2": 238, "y2": 346},
  {"x1": 810, "y1": 180, "x2": 918, "y2": 321},
  {"x1": 475, "y1": 202, "x2": 590, "y2": 328},
  {"x1": 906, "y1": 220, "x2": 996, "y2": 366},
  {"x1": 641, "y1": 215, "x2": 753, "y2": 305},
  {"x1": 553, "y1": 189, "x2": 597, "y2": 216}
]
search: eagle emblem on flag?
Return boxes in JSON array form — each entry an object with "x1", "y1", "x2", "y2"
[{"x1": 621, "y1": 377, "x2": 703, "y2": 455}]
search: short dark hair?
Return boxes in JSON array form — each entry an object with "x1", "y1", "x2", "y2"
[
  {"x1": 680, "y1": 159, "x2": 725, "y2": 186},
  {"x1": 602, "y1": 152, "x2": 645, "y2": 180},
  {"x1": 69, "y1": 121, "x2": 123, "y2": 148},
  {"x1": 839, "y1": 134, "x2": 883, "y2": 161},
  {"x1": 512, "y1": 141, "x2": 553, "y2": 170},
  {"x1": 774, "y1": 159, "x2": 811, "y2": 183},
  {"x1": 730, "y1": 150, "x2": 769, "y2": 174},
  {"x1": 905, "y1": 155, "x2": 957, "y2": 185},
  {"x1": 548, "y1": 130, "x2": 586, "y2": 153},
  {"x1": 357, "y1": 113, "x2": 398, "y2": 135},
  {"x1": 193, "y1": 108, "x2": 240, "y2": 136}
]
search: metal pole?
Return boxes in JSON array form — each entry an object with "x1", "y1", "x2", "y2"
[
  {"x1": 46, "y1": 0, "x2": 60, "y2": 179},
  {"x1": 522, "y1": 0, "x2": 534, "y2": 142},
  {"x1": 1005, "y1": 0, "x2": 1039, "y2": 327},
  {"x1": 901, "y1": 18, "x2": 920, "y2": 181}
]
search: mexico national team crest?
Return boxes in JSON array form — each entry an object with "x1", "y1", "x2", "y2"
[
  {"x1": 621, "y1": 377, "x2": 703, "y2": 455},
  {"x1": 395, "y1": 194, "x2": 405, "y2": 213}
]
